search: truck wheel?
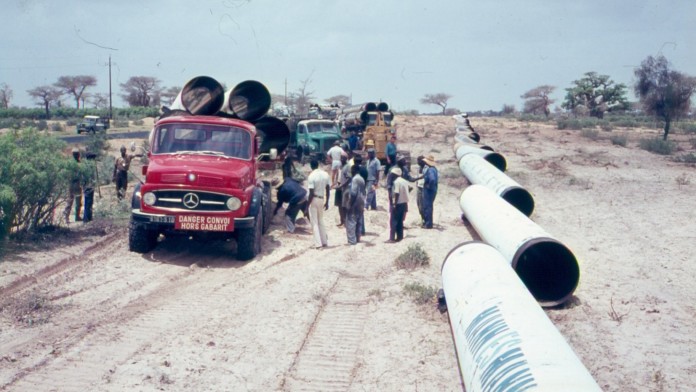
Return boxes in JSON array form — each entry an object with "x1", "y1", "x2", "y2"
[
  {"x1": 236, "y1": 209, "x2": 262, "y2": 261},
  {"x1": 262, "y1": 183, "x2": 272, "y2": 234},
  {"x1": 128, "y1": 220, "x2": 158, "y2": 253}
]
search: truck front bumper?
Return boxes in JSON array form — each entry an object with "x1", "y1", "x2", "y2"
[{"x1": 131, "y1": 209, "x2": 255, "y2": 230}]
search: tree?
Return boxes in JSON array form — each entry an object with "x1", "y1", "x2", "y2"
[
  {"x1": 160, "y1": 86, "x2": 181, "y2": 107},
  {"x1": 90, "y1": 93, "x2": 109, "y2": 109},
  {"x1": 562, "y1": 72, "x2": 628, "y2": 118},
  {"x1": 521, "y1": 85, "x2": 555, "y2": 117},
  {"x1": 501, "y1": 104, "x2": 516, "y2": 115},
  {"x1": 120, "y1": 76, "x2": 162, "y2": 107},
  {"x1": 27, "y1": 85, "x2": 62, "y2": 118},
  {"x1": 55, "y1": 75, "x2": 97, "y2": 109},
  {"x1": 325, "y1": 95, "x2": 351, "y2": 106},
  {"x1": 420, "y1": 93, "x2": 452, "y2": 115},
  {"x1": 634, "y1": 55, "x2": 696, "y2": 140},
  {"x1": 0, "y1": 83, "x2": 13, "y2": 109},
  {"x1": 292, "y1": 76, "x2": 315, "y2": 117}
]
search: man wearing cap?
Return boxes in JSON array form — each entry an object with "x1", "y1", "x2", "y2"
[
  {"x1": 365, "y1": 148, "x2": 381, "y2": 210},
  {"x1": 388, "y1": 167, "x2": 409, "y2": 242},
  {"x1": 421, "y1": 155, "x2": 439, "y2": 229},
  {"x1": 326, "y1": 140, "x2": 347, "y2": 186},
  {"x1": 274, "y1": 178, "x2": 308, "y2": 233},
  {"x1": 307, "y1": 159, "x2": 331, "y2": 248}
]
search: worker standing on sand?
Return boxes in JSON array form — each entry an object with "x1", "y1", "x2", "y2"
[
  {"x1": 113, "y1": 145, "x2": 137, "y2": 201},
  {"x1": 307, "y1": 159, "x2": 331, "y2": 249}
]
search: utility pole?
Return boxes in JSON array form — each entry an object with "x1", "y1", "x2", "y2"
[
  {"x1": 108, "y1": 55, "x2": 113, "y2": 120},
  {"x1": 284, "y1": 78, "x2": 287, "y2": 105}
]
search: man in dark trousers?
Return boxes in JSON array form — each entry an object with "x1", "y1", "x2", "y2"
[
  {"x1": 64, "y1": 148, "x2": 83, "y2": 223},
  {"x1": 113, "y1": 145, "x2": 136, "y2": 200},
  {"x1": 274, "y1": 178, "x2": 308, "y2": 233},
  {"x1": 82, "y1": 151, "x2": 98, "y2": 223},
  {"x1": 388, "y1": 167, "x2": 409, "y2": 243},
  {"x1": 384, "y1": 135, "x2": 397, "y2": 177},
  {"x1": 345, "y1": 164, "x2": 365, "y2": 245},
  {"x1": 421, "y1": 155, "x2": 439, "y2": 229}
]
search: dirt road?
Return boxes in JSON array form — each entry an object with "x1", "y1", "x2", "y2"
[{"x1": 1, "y1": 116, "x2": 695, "y2": 391}]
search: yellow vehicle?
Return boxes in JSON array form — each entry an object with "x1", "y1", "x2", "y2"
[{"x1": 339, "y1": 102, "x2": 401, "y2": 162}]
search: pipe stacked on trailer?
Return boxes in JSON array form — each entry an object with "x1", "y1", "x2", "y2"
[
  {"x1": 442, "y1": 242, "x2": 601, "y2": 391},
  {"x1": 168, "y1": 76, "x2": 289, "y2": 155}
]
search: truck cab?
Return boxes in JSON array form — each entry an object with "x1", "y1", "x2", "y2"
[
  {"x1": 128, "y1": 115, "x2": 272, "y2": 260},
  {"x1": 289, "y1": 118, "x2": 342, "y2": 162},
  {"x1": 77, "y1": 115, "x2": 110, "y2": 134}
]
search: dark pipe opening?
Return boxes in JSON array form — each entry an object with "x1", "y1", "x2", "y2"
[
  {"x1": 512, "y1": 238, "x2": 579, "y2": 307},
  {"x1": 500, "y1": 187, "x2": 535, "y2": 217},
  {"x1": 254, "y1": 116, "x2": 290, "y2": 156},
  {"x1": 229, "y1": 80, "x2": 271, "y2": 122},
  {"x1": 479, "y1": 145, "x2": 494, "y2": 151},
  {"x1": 364, "y1": 102, "x2": 377, "y2": 112},
  {"x1": 483, "y1": 153, "x2": 507, "y2": 172},
  {"x1": 468, "y1": 132, "x2": 481, "y2": 143},
  {"x1": 181, "y1": 76, "x2": 225, "y2": 115},
  {"x1": 376, "y1": 102, "x2": 389, "y2": 112}
]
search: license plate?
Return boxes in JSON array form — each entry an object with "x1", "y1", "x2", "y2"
[
  {"x1": 175, "y1": 215, "x2": 234, "y2": 232},
  {"x1": 150, "y1": 215, "x2": 174, "y2": 223}
]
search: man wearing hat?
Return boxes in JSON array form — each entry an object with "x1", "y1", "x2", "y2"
[
  {"x1": 365, "y1": 148, "x2": 381, "y2": 210},
  {"x1": 388, "y1": 166, "x2": 409, "y2": 242},
  {"x1": 421, "y1": 155, "x2": 439, "y2": 229}
]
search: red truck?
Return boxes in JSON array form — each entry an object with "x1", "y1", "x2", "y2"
[{"x1": 128, "y1": 77, "x2": 284, "y2": 261}]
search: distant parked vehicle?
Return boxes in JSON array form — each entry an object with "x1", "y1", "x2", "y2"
[{"x1": 76, "y1": 115, "x2": 110, "y2": 134}]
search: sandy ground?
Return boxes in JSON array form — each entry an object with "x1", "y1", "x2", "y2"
[{"x1": 1, "y1": 115, "x2": 695, "y2": 391}]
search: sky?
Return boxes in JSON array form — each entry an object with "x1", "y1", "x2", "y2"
[{"x1": 1, "y1": 0, "x2": 695, "y2": 114}]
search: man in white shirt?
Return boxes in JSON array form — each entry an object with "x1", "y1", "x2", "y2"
[
  {"x1": 388, "y1": 167, "x2": 409, "y2": 243},
  {"x1": 326, "y1": 140, "x2": 347, "y2": 186},
  {"x1": 307, "y1": 159, "x2": 331, "y2": 248}
]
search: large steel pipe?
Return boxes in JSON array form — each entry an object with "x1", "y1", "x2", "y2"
[
  {"x1": 254, "y1": 116, "x2": 290, "y2": 155},
  {"x1": 459, "y1": 153, "x2": 534, "y2": 216},
  {"x1": 454, "y1": 131, "x2": 483, "y2": 146},
  {"x1": 171, "y1": 76, "x2": 226, "y2": 115},
  {"x1": 376, "y1": 101, "x2": 389, "y2": 112},
  {"x1": 454, "y1": 143, "x2": 507, "y2": 172},
  {"x1": 339, "y1": 102, "x2": 377, "y2": 114},
  {"x1": 224, "y1": 80, "x2": 271, "y2": 122},
  {"x1": 459, "y1": 185, "x2": 579, "y2": 306},
  {"x1": 442, "y1": 242, "x2": 601, "y2": 391}
]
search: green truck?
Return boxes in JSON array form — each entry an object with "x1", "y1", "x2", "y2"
[{"x1": 287, "y1": 118, "x2": 342, "y2": 162}]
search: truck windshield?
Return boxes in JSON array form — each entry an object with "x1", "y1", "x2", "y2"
[
  {"x1": 152, "y1": 123, "x2": 252, "y2": 159},
  {"x1": 307, "y1": 122, "x2": 338, "y2": 133}
]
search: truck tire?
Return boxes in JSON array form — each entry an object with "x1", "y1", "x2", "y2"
[
  {"x1": 262, "y1": 182, "x2": 272, "y2": 234},
  {"x1": 128, "y1": 220, "x2": 158, "y2": 253},
  {"x1": 236, "y1": 209, "x2": 262, "y2": 261}
]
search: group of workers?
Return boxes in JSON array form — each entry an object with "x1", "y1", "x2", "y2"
[
  {"x1": 63, "y1": 145, "x2": 137, "y2": 225},
  {"x1": 274, "y1": 138, "x2": 439, "y2": 247}
]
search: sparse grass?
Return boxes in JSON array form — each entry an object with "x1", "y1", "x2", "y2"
[
  {"x1": 132, "y1": 119, "x2": 144, "y2": 126},
  {"x1": 94, "y1": 198, "x2": 131, "y2": 220},
  {"x1": 610, "y1": 134, "x2": 628, "y2": 147},
  {"x1": 113, "y1": 119, "x2": 129, "y2": 127},
  {"x1": 368, "y1": 288, "x2": 385, "y2": 301},
  {"x1": 675, "y1": 173, "x2": 690, "y2": 188},
  {"x1": 600, "y1": 122, "x2": 613, "y2": 132},
  {"x1": 673, "y1": 153, "x2": 696, "y2": 164},
  {"x1": 394, "y1": 243, "x2": 430, "y2": 270},
  {"x1": 608, "y1": 296, "x2": 631, "y2": 324},
  {"x1": 568, "y1": 176, "x2": 593, "y2": 189},
  {"x1": 439, "y1": 166, "x2": 460, "y2": 179},
  {"x1": 9, "y1": 292, "x2": 59, "y2": 326},
  {"x1": 639, "y1": 138, "x2": 675, "y2": 155},
  {"x1": 580, "y1": 129, "x2": 599, "y2": 140},
  {"x1": 50, "y1": 122, "x2": 64, "y2": 132},
  {"x1": 403, "y1": 282, "x2": 437, "y2": 305}
]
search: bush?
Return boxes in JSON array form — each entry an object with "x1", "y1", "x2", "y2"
[
  {"x1": 403, "y1": 282, "x2": 437, "y2": 305},
  {"x1": 610, "y1": 134, "x2": 628, "y2": 147},
  {"x1": 0, "y1": 129, "x2": 75, "y2": 233},
  {"x1": 580, "y1": 129, "x2": 599, "y2": 140},
  {"x1": 113, "y1": 119, "x2": 129, "y2": 127},
  {"x1": 37, "y1": 120, "x2": 48, "y2": 131},
  {"x1": 600, "y1": 122, "x2": 613, "y2": 132},
  {"x1": 50, "y1": 122, "x2": 64, "y2": 132},
  {"x1": 132, "y1": 119, "x2": 144, "y2": 126},
  {"x1": 673, "y1": 153, "x2": 696, "y2": 164},
  {"x1": 394, "y1": 243, "x2": 430, "y2": 269},
  {"x1": 639, "y1": 138, "x2": 675, "y2": 155}
]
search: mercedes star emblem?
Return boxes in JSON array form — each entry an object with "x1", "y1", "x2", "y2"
[{"x1": 182, "y1": 193, "x2": 199, "y2": 209}]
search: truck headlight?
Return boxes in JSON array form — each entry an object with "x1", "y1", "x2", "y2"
[
  {"x1": 143, "y1": 192, "x2": 157, "y2": 206},
  {"x1": 226, "y1": 197, "x2": 242, "y2": 211}
]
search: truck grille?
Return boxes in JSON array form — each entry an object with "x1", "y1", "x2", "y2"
[{"x1": 152, "y1": 190, "x2": 229, "y2": 212}]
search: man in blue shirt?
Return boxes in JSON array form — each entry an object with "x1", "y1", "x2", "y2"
[
  {"x1": 421, "y1": 155, "x2": 439, "y2": 229},
  {"x1": 274, "y1": 178, "x2": 308, "y2": 233},
  {"x1": 384, "y1": 135, "x2": 397, "y2": 177},
  {"x1": 365, "y1": 148, "x2": 381, "y2": 210}
]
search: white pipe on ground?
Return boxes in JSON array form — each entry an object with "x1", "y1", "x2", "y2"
[
  {"x1": 454, "y1": 143, "x2": 507, "y2": 172},
  {"x1": 459, "y1": 184, "x2": 579, "y2": 307},
  {"x1": 441, "y1": 242, "x2": 601, "y2": 391},
  {"x1": 458, "y1": 153, "x2": 534, "y2": 216}
]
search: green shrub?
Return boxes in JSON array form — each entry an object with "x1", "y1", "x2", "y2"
[
  {"x1": 403, "y1": 282, "x2": 437, "y2": 305},
  {"x1": 65, "y1": 118, "x2": 78, "y2": 126},
  {"x1": 600, "y1": 122, "x2": 613, "y2": 132},
  {"x1": 50, "y1": 122, "x2": 64, "y2": 132},
  {"x1": 673, "y1": 153, "x2": 696, "y2": 164},
  {"x1": 580, "y1": 129, "x2": 599, "y2": 140},
  {"x1": 639, "y1": 138, "x2": 675, "y2": 155},
  {"x1": 395, "y1": 243, "x2": 430, "y2": 269},
  {"x1": 610, "y1": 134, "x2": 628, "y2": 147},
  {"x1": 132, "y1": 119, "x2": 144, "y2": 126},
  {"x1": 37, "y1": 120, "x2": 48, "y2": 131}
]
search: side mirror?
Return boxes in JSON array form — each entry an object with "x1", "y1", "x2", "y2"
[{"x1": 269, "y1": 148, "x2": 278, "y2": 160}]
